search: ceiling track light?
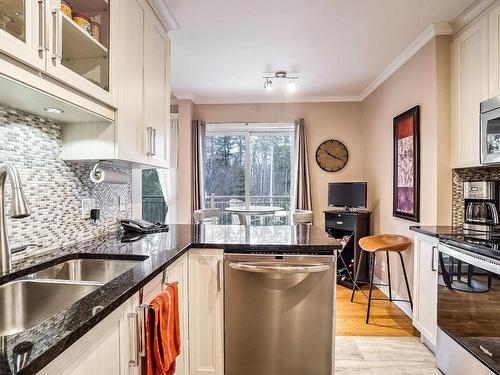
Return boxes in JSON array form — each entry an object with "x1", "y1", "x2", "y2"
[{"x1": 262, "y1": 71, "x2": 298, "y2": 92}]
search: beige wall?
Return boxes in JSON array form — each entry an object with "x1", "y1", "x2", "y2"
[
  {"x1": 194, "y1": 102, "x2": 364, "y2": 225},
  {"x1": 360, "y1": 36, "x2": 452, "y2": 297},
  {"x1": 173, "y1": 36, "x2": 452, "y2": 306}
]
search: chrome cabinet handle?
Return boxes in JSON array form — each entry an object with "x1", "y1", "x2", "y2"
[
  {"x1": 146, "y1": 127, "x2": 154, "y2": 156},
  {"x1": 51, "y1": 8, "x2": 61, "y2": 60},
  {"x1": 431, "y1": 246, "x2": 438, "y2": 272},
  {"x1": 37, "y1": 0, "x2": 45, "y2": 51},
  {"x1": 127, "y1": 312, "x2": 139, "y2": 367},
  {"x1": 217, "y1": 260, "x2": 223, "y2": 291},
  {"x1": 229, "y1": 262, "x2": 330, "y2": 274},
  {"x1": 137, "y1": 304, "x2": 147, "y2": 357},
  {"x1": 151, "y1": 128, "x2": 156, "y2": 156},
  {"x1": 162, "y1": 268, "x2": 168, "y2": 285}
]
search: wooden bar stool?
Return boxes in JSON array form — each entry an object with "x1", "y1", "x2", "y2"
[{"x1": 351, "y1": 234, "x2": 413, "y2": 324}]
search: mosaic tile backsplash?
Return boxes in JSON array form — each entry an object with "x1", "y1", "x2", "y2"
[
  {"x1": 452, "y1": 166, "x2": 500, "y2": 226},
  {"x1": 0, "y1": 104, "x2": 132, "y2": 251}
]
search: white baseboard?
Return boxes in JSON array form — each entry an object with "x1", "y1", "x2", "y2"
[{"x1": 372, "y1": 276, "x2": 413, "y2": 318}]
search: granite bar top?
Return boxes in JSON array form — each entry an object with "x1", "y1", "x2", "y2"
[
  {"x1": 409, "y1": 226, "x2": 464, "y2": 238},
  {"x1": 0, "y1": 224, "x2": 340, "y2": 375}
]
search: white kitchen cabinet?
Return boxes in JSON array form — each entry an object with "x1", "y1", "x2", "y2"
[
  {"x1": 64, "y1": 0, "x2": 171, "y2": 168},
  {"x1": 38, "y1": 298, "x2": 132, "y2": 375},
  {"x1": 490, "y1": 3, "x2": 500, "y2": 98},
  {"x1": 188, "y1": 249, "x2": 224, "y2": 375},
  {"x1": 114, "y1": 0, "x2": 170, "y2": 168},
  {"x1": 412, "y1": 233, "x2": 439, "y2": 351},
  {"x1": 114, "y1": 0, "x2": 149, "y2": 165},
  {"x1": 165, "y1": 253, "x2": 189, "y2": 375},
  {"x1": 451, "y1": 16, "x2": 489, "y2": 168},
  {"x1": 45, "y1": 0, "x2": 118, "y2": 106},
  {"x1": 145, "y1": 11, "x2": 171, "y2": 166},
  {"x1": 0, "y1": 0, "x2": 45, "y2": 70},
  {"x1": 0, "y1": 0, "x2": 117, "y2": 107}
]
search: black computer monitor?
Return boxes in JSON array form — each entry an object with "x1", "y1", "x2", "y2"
[{"x1": 328, "y1": 182, "x2": 367, "y2": 208}]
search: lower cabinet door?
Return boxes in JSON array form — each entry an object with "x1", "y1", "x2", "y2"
[
  {"x1": 165, "y1": 253, "x2": 189, "y2": 375},
  {"x1": 413, "y1": 234, "x2": 438, "y2": 349},
  {"x1": 188, "y1": 249, "x2": 224, "y2": 375},
  {"x1": 38, "y1": 303, "x2": 127, "y2": 375}
]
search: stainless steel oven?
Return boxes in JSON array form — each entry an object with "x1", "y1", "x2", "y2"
[
  {"x1": 481, "y1": 95, "x2": 500, "y2": 164},
  {"x1": 437, "y1": 242, "x2": 500, "y2": 374}
]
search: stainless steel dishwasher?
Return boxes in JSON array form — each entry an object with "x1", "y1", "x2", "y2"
[{"x1": 225, "y1": 253, "x2": 336, "y2": 375}]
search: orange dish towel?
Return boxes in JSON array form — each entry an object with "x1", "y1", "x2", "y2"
[{"x1": 146, "y1": 283, "x2": 181, "y2": 375}]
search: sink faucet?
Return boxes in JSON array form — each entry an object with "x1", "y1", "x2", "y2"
[{"x1": 0, "y1": 162, "x2": 30, "y2": 272}]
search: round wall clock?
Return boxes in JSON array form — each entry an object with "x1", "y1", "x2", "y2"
[{"x1": 315, "y1": 140, "x2": 349, "y2": 172}]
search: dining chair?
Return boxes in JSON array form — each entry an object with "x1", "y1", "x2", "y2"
[{"x1": 193, "y1": 208, "x2": 221, "y2": 224}]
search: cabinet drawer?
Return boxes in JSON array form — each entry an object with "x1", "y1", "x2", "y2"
[{"x1": 326, "y1": 214, "x2": 356, "y2": 230}]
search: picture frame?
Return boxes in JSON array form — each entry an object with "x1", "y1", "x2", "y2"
[{"x1": 393, "y1": 105, "x2": 420, "y2": 222}]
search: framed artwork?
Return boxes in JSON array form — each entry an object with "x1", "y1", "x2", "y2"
[{"x1": 393, "y1": 105, "x2": 420, "y2": 222}]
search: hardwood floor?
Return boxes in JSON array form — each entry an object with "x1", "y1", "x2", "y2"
[{"x1": 336, "y1": 285, "x2": 419, "y2": 337}]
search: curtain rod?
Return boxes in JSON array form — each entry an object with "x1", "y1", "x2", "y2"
[{"x1": 204, "y1": 121, "x2": 296, "y2": 125}]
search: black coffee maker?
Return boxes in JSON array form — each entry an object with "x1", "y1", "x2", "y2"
[{"x1": 463, "y1": 181, "x2": 500, "y2": 232}]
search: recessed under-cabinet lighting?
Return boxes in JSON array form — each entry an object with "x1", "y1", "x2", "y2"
[{"x1": 43, "y1": 107, "x2": 64, "y2": 114}]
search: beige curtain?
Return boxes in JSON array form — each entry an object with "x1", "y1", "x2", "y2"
[
  {"x1": 294, "y1": 118, "x2": 312, "y2": 210},
  {"x1": 191, "y1": 120, "x2": 206, "y2": 218}
]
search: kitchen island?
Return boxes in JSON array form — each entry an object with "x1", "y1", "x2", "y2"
[{"x1": 0, "y1": 224, "x2": 341, "y2": 375}]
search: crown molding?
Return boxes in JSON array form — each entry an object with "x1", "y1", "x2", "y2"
[
  {"x1": 358, "y1": 22, "x2": 452, "y2": 101},
  {"x1": 148, "y1": 0, "x2": 179, "y2": 31},
  {"x1": 451, "y1": 0, "x2": 495, "y2": 33},
  {"x1": 172, "y1": 22, "x2": 452, "y2": 105},
  {"x1": 192, "y1": 96, "x2": 363, "y2": 105},
  {"x1": 174, "y1": 92, "x2": 196, "y2": 101}
]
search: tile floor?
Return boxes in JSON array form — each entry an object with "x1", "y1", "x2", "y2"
[{"x1": 335, "y1": 336, "x2": 441, "y2": 374}]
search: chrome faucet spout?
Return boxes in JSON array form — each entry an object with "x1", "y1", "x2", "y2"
[{"x1": 0, "y1": 162, "x2": 31, "y2": 272}]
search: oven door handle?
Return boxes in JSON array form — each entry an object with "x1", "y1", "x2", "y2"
[{"x1": 229, "y1": 262, "x2": 330, "y2": 274}]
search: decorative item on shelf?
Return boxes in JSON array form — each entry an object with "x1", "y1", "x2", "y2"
[
  {"x1": 393, "y1": 105, "x2": 420, "y2": 222},
  {"x1": 72, "y1": 12, "x2": 91, "y2": 35},
  {"x1": 315, "y1": 139, "x2": 349, "y2": 172},
  {"x1": 60, "y1": 0, "x2": 72, "y2": 18},
  {"x1": 90, "y1": 20, "x2": 101, "y2": 43}
]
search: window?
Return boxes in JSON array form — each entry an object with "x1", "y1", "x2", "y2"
[
  {"x1": 204, "y1": 123, "x2": 294, "y2": 224},
  {"x1": 141, "y1": 169, "x2": 167, "y2": 223}
]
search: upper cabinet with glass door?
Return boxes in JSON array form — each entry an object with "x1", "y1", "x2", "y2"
[
  {"x1": 0, "y1": 0, "x2": 45, "y2": 70},
  {"x1": 46, "y1": 0, "x2": 117, "y2": 106},
  {"x1": 0, "y1": 0, "x2": 117, "y2": 107}
]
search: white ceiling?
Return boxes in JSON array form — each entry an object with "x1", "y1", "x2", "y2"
[{"x1": 165, "y1": 0, "x2": 474, "y2": 103}]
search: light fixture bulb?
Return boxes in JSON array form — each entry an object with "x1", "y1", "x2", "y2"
[
  {"x1": 264, "y1": 79, "x2": 273, "y2": 91},
  {"x1": 287, "y1": 79, "x2": 297, "y2": 91},
  {"x1": 43, "y1": 106, "x2": 64, "y2": 114}
]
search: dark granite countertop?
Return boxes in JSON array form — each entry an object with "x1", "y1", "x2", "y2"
[
  {"x1": 0, "y1": 224, "x2": 340, "y2": 375},
  {"x1": 409, "y1": 226, "x2": 463, "y2": 238}
]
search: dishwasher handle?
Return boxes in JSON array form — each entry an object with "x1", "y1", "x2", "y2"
[{"x1": 229, "y1": 262, "x2": 330, "y2": 274}]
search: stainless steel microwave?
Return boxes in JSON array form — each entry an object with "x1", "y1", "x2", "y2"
[{"x1": 481, "y1": 95, "x2": 500, "y2": 164}]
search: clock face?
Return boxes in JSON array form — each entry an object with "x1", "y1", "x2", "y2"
[{"x1": 315, "y1": 140, "x2": 349, "y2": 172}]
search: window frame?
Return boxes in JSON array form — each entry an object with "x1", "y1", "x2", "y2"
[{"x1": 204, "y1": 122, "x2": 295, "y2": 209}]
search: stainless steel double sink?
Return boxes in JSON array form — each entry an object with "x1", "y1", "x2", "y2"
[{"x1": 0, "y1": 258, "x2": 143, "y2": 336}]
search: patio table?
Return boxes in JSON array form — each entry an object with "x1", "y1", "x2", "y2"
[{"x1": 225, "y1": 205, "x2": 284, "y2": 225}]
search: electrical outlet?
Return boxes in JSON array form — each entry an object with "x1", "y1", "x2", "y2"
[
  {"x1": 81, "y1": 199, "x2": 96, "y2": 219},
  {"x1": 381, "y1": 260, "x2": 386, "y2": 272}
]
